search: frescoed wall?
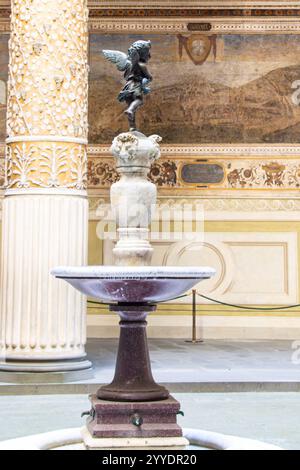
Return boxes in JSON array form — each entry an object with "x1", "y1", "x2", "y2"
[
  {"x1": 88, "y1": 33, "x2": 300, "y2": 144},
  {"x1": 0, "y1": 33, "x2": 300, "y2": 145},
  {"x1": 0, "y1": 2, "x2": 299, "y2": 340}
]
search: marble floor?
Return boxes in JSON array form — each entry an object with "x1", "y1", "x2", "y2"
[{"x1": 0, "y1": 392, "x2": 298, "y2": 449}]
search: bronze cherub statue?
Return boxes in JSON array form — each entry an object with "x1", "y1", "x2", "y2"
[{"x1": 102, "y1": 40, "x2": 152, "y2": 131}]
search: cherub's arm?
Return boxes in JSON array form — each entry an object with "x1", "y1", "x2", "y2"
[{"x1": 139, "y1": 62, "x2": 152, "y2": 81}]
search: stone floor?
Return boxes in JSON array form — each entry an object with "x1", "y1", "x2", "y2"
[
  {"x1": 1, "y1": 339, "x2": 300, "y2": 393},
  {"x1": 86, "y1": 338, "x2": 300, "y2": 384},
  {"x1": 0, "y1": 392, "x2": 299, "y2": 449}
]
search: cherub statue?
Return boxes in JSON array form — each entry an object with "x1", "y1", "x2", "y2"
[{"x1": 102, "y1": 40, "x2": 152, "y2": 131}]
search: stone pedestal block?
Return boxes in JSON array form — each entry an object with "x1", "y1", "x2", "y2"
[{"x1": 87, "y1": 395, "x2": 184, "y2": 439}]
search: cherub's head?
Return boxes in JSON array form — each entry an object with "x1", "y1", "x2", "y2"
[{"x1": 128, "y1": 40, "x2": 151, "y2": 63}]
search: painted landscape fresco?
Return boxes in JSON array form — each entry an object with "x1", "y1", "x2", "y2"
[
  {"x1": 0, "y1": 33, "x2": 300, "y2": 144},
  {"x1": 89, "y1": 33, "x2": 300, "y2": 144}
]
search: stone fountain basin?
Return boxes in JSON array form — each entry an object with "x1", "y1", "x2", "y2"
[
  {"x1": 0, "y1": 427, "x2": 282, "y2": 450},
  {"x1": 51, "y1": 266, "x2": 215, "y2": 303}
]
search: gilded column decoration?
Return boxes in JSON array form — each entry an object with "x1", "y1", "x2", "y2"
[{"x1": 6, "y1": 0, "x2": 89, "y2": 190}]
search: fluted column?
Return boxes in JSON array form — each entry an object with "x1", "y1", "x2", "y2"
[{"x1": 0, "y1": 0, "x2": 91, "y2": 372}]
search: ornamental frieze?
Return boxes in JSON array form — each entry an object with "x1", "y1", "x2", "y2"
[
  {"x1": 87, "y1": 158, "x2": 119, "y2": 187},
  {"x1": 3, "y1": 3, "x2": 300, "y2": 19},
  {"x1": 86, "y1": 157, "x2": 300, "y2": 191},
  {"x1": 2, "y1": 154, "x2": 300, "y2": 191},
  {"x1": 226, "y1": 161, "x2": 300, "y2": 189},
  {"x1": 149, "y1": 161, "x2": 177, "y2": 187}
]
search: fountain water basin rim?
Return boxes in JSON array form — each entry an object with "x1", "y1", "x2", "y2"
[
  {"x1": 51, "y1": 266, "x2": 216, "y2": 304},
  {"x1": 51, "y1": 266, "x2": 216, "y2": 280}
]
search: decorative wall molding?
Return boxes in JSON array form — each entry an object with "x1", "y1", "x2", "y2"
[
  {"x1": 89, "y1": 195, "x2": 300, "y2": 210},
  {"x1": 1, "y1": 1, "x2": 300, "y2": 12},
  {"x1": 89, "y1": 10, "x2": 300, "y2": 18},
  {"x1": 0, "y1": 143, "x2": 297, "y2": 159},
  {"x1": 88, "y1": 18, "x2": 300, "y2": 34},
  {"x1": 88, "y1": 2, "x2": 300, "y2": 9},
  {"x1": 88, "y1": 144, "x2": 300, "y2": 157},
  {"x1": 0, "y1": 194, "x2": 300, "y2": 220},
  {"x1": 86, "y1": 156, "x2": 300, "y2": 191},
  {"x1": 155, "y1": 197, "x2": 300, "y2": 212},
  {"x1": 2, "y1": 147, "x2": 300, "y2": 191},
  {"x1": 1, "y1": 144, "x2": 300, "y2": 191},
  {"x1": 87, "y1": 193, "x2": 300, "y2": 225},
  {"x1": 87, "y1": 157, "x2": 118, "y2": 188},
  {"x1": 103, "y1": 231, "x2": 298, "y2": 305},
  {"x1": 0, "y1": 17, "x2": 299, "y2": 35},
  {"x1": 1, "y1": 3, "x2": 300, "y2": 34},
  {"x1": 1, "y1": 1, "x2": 300, "y2": 9}
]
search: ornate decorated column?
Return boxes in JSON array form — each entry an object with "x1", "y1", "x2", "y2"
[{"x1": 0, "y1": 0, "x2": 91, "y2": 372}]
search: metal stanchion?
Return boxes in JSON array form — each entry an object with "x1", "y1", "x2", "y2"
[{"x1": 185, "y1": 289, "x2": 203, "y2": 344}]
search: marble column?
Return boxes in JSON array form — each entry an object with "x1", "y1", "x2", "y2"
[{"x1": 0, "y1": 0, "x2": 91, "y2": 372}]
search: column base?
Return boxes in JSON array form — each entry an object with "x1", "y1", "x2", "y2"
[{"x1": 0, "y1": 358, "x2": 92, "y2": 380}]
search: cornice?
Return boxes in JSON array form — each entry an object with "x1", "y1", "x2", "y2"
[
  {"x1": 2, "y1": 143, "x2": 300, "y2": 158},
  {"x1": 1, "y1": 2, "x2": 300, "y2": 33},
  {"x1": 88, "y1": 8, "x2": 300, "y2": 18},
  {"x1": 88, "y1": 2, "x2": 300, "y2": 7},
  {"x1": 87, "y1": 144, "x2": 300, "y2": 158},
  {"x1": 0, "y1": 1, "x2": 299, "y2": 8},
  {"x1": 1, "y1": 2, "x2": 300, "y2": 16}
]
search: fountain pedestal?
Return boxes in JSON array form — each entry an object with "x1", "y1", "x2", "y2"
[
  {"x1": 98, "y1": 304, "x2": 168, "y2": 402},
  {"x1": 87, "y1": 303, "x2": 183, "y2": 441}
]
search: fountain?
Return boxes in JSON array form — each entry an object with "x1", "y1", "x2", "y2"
[
  {"x1": 0, "y1": 38, "x2": 283, "y2": 452},
  {"x1": 51, "y1": 40, "x2": 215, "y2": 450},
  {"x1": 52, "y1": 130, "x2": 214, "y2": 448}
]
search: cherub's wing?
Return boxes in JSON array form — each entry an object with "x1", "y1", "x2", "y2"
[{"x1": 102, "y1": 50, "x2": 130, "y2": 72}]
